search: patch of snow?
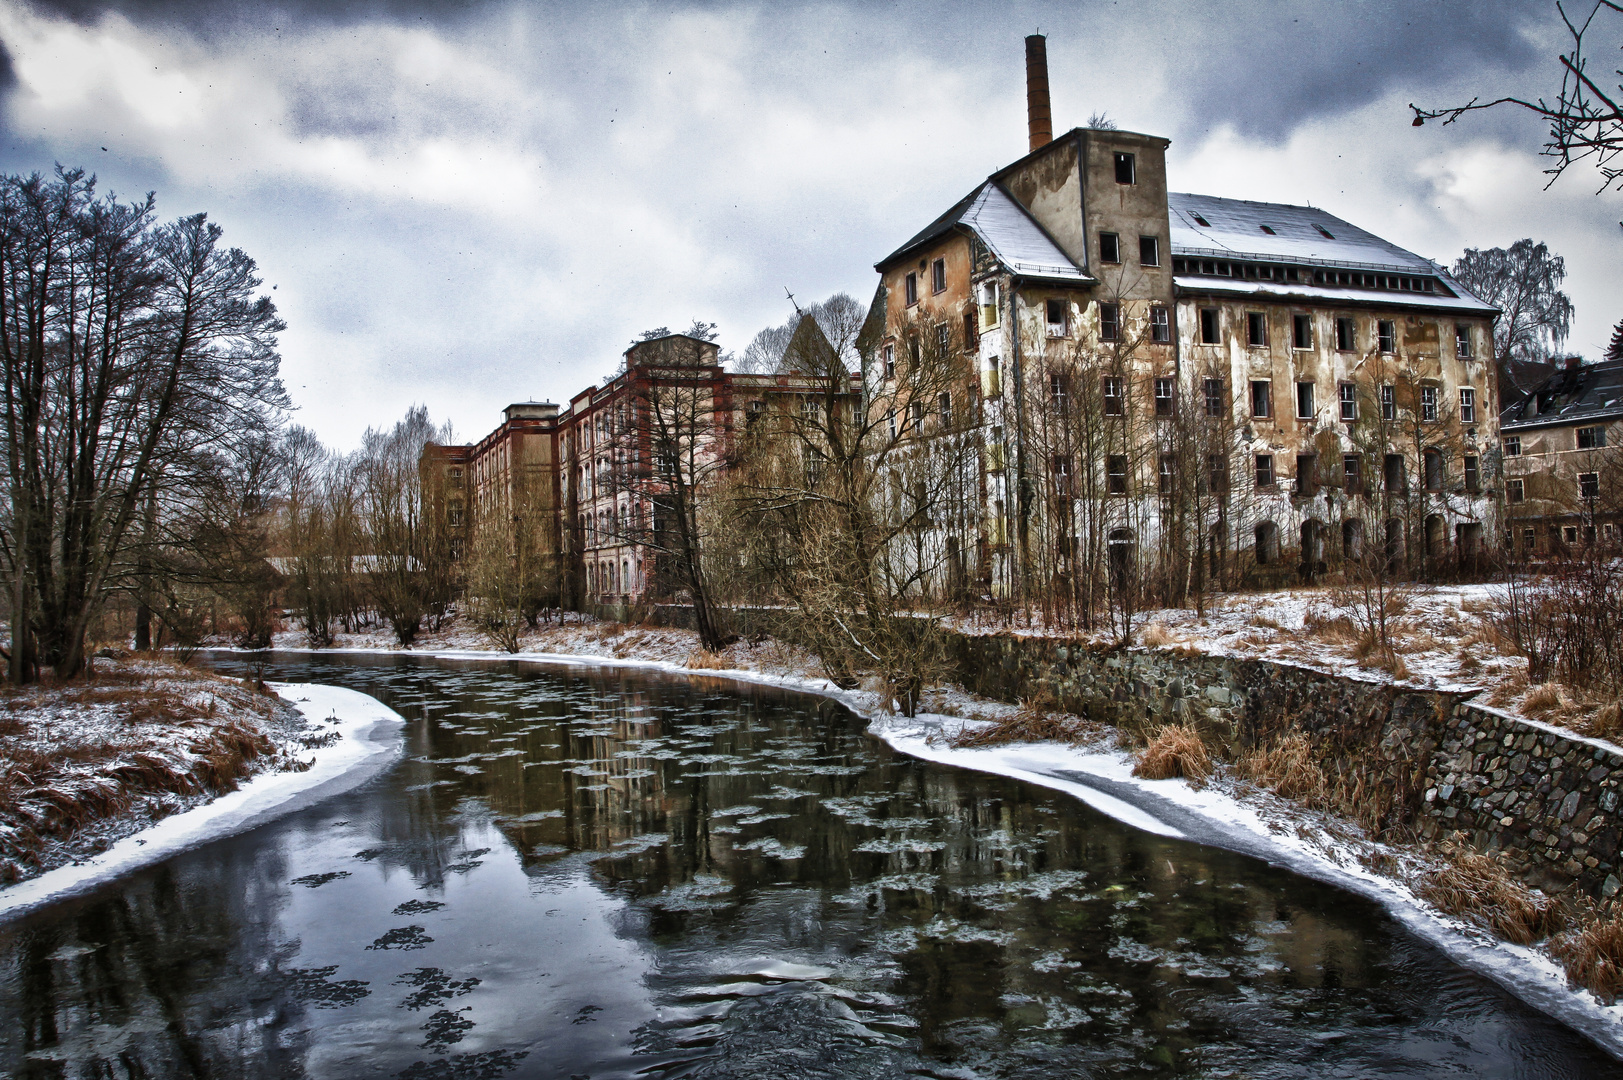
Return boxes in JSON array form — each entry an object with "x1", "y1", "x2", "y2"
[{"x1": 0, "y1": 684, "x2": 404, "y2": 923}]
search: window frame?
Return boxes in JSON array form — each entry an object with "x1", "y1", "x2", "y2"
[
  {"x1": 1139, "y1": 235, "x2": 1160, "y2": 267},
  {"x1": 904, "y1": 271, "x2": 918, "y2": 306},
  {"x1": 1505, "y1": 435, "x2": 1521, "y2": 456},
  {"x1": 1114, "y1": 152, "x2": 1136, "y2": 184},
  {"x1": 930, "y1": 257, "x2": 946, "y2": 294},
  {"x1": 1342, "y1": 453, "x2": 1363, "y2": 494},
  {"x1": 1377, "y1": 319, "x2": 1396, "y2": 354},
  {"x1": 1150, "y1": 305, "x2": 1170, "y2": 343},
  {"x1": 1339, "y1": 382, "x2": 1357, "y2": 422},
  {"x1": 1507, "y1": 477, "x2": 1526, "y2": 504},
  {"x1": 1099, "y1": 231, "x2": 1121, "y2": 264},
  {"x1": 1335, "y1": 316, "x2": 1355, "y2": 351},
  {"x1": 883, "y1": 344, "x2": 896, "y2": 380},
  {"x1": 1579, "y1": 471, "x2": 1601, "y2": 499},
  {"x1": 1106, "y1": 454, "x2": 1129, "y2": 494},
  {"x1": 1102, "y1": 375, "x2": 1126, "y2": 416},
  {"x1": 1045, "y1": 298, "x2": 1069, "y2": 337},
  {"x1": 1098, "y1": 301, "x2": 1120, "y2": 342},
  {"x1": 1250, "y1": 379, "x2": 1273, "y2": 419},
  {"x1": 1296, "y1": 381, "x2": 1315, "y2": 421},
  {"x1": 978, "y1": 281, "x2": 1001, "y2": 329},
  {"x1": 1578, "y1": 425, "x2": 1607, "y2": 449},
  {"x1": 1255, "y1": 453, "x2": 1275, "y2": 489},
  {"x1": 1246, "y1": 311, "x2": 1268, "y2": 348},
  {"x1": 1463, "y1": 454, "x2": 1480, "y2": 494},
  {"x1": 1291, "y1": 313, "x2": 1313, "y2": 350},
  {"x1": 1455, "y1": 322, "x2": 1473, "y2": 358},
  {"x1": 1199, "y1": 307, "x2": 1220, "y2": 344},
  {"x1": 1420, "y1": 385, "x2": 1439, "y2": 423},
  {"x1": 1203, "y1": 377, "x2": 1225, "y2": 418},
  {"x1": 1154, "y1": 376, "x2": 1174, "y2": 416},
  {"x1": 1459, "y1": 387, "x2": 1476, "y2": 424}
]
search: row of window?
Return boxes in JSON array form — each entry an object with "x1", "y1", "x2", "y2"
[
  {"x1": 1503, "y1": 427, "x2": 1609, "y2": 456},
  {"x1": 1065, "y1": 374, "x2": 1476, "y2": 424},
  {"x1": 1172, "y1": 256, "x2": 1440, "y2": 295},
  {"x1": 1507, "y1": 474, "x2": 1603, "y2": 503},
  {"x1": 1060, "y1": 450, "x2": 1483, "y2": 497},
  {"x1": 1200, "y1": 310, "x2": 1474, "y2": 358}
]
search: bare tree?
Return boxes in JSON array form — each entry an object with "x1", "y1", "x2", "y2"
[
  {"x1": 355, "y1": 406, "x2": 455, "y2": 645},
  {"x1": 1411, "y1": 2, "x2": 1623, "y2": 192},
  {"x1": 0, "y1": 169, "x2": 288, "y2": 681},
  {"x1": 1451, "y1": 240, "x2": 1576, "y2": 399}
]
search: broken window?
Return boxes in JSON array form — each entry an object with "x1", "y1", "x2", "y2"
[
  {"x1": 1579, "y1": 425, "x2": 1607, "y2": 449},
  {"x1": 1114, "y1": 152, "x2": 1135, "y2": 184},
  {"x1": 1046, "y1": 298, "x2": 1068, "y2": 337},
  {"x1": 1455, "y1": 322, "x2": 1472, "y2": 357},
  {"x1": 1208, "y1": 453, "x2": 1230, "y2": 493},
  {"x1": 939, "y1": 391, "x2": 952, "y2": 425},
  {"x1": 1464, "y1": 454, "x2": 1480, "y2": 493},
  {"x1": 1259, "y1": 224, "x2": 1277, "y2": 235},
  {"x1": 1421, "y1": 386, "x2": 1438, "y2": 422},
  {"x1": 1580, "y1": 472, "x2": 1601, "y2": 499},
  {"x1": 1139, "y1": 235, "x2": 1160, "y2": 267},
  {"x1": 1250, "y1": 379, "x2": 1272, "y2": 418},
  {"x1": 1384, "y1": 453, "x2": 1406, "y2": 493},
  {"x1": 1052, "y1": 455, "x2": 1071, "y2": 495},
  {"x1": 1150, "y1": 305, "x2": 1170, "y2": 343},
  {"x1": 1505, "y1": 435, "x2": 1521, "y2": 456},
  {"x1": 1103, "y1": 376, "x2": 1125, "y2": 416},
  {"x1": 979, "y1": 281, "x2": 1001, "y2": 328},
  {"x1": 1192, "y1": 212, "x2": 1211, "y2": 227},
  {"x1": 931, "y1": 258, "x2": 946, "y2": 294},
  {"x1": 1199, "y1": 307, "x2": 1219, "y2": 344},
  {"x1": 1049, "y1": 372, "x2": 1068, "y2": 410},
  {"x1": 1343, "y1": 454, "x2": 1363, "y2": 494},
  {"x1": 1255, "y1": 521, "x2": 1278, "y2": 564},
  {"x1": 1292, "y1": 313, "x2": 1313, "y2": 350},
  {"x1": 1423, "y1": 448, "x2": 1443, "y2": 491},
  {"x1": 1339, "y1": 383, "x2": 1357, "y2": 422},
  {"x1": 1099, "y1": 302, "x2": 1120, "y2": 342},
  {"x1": 936, "y1": 322, "x2": 951, "y2": 356},
  {"x1": 884, "y1": 344, "x2": 896, "y2": 379},
  {"x1": 1159, "y1": 454, "x2": 1175, "y2": 494},
  {"x1": 1099, "y1": 231, "x2": 1120, "y2": 264},
  {"x1": 1377, "y1": 319, "x2": 1396, "y2": 353},
  {"x1": 887, "y1": 408, "x2": 897, "y2": 439},
  {"x1": 1507, "y1": 478, "x2": 1525, "y2": 503},
  {"x1": 1380, "y1": 384, "x2": 1396, "y2": 421},
  {"x1": 1246, "y1": 311, "x2": 1268, "y2": 347},
  {"x1": 1155, "y1": 377, "x2": 1174, "y2": 416},
  {"x1": 1459, "y1": 387, "x2": 1476, "y2": 424},
  {"x1": 1336, "y1": 316, "x2": 1355, "y2": 351},
  {"x1": 909, "y1": 401, "x2": 923, "y2": 429},
  {"x1": 1203, "y1": 378, "x2": 1225, "y2": 417},
  {"x1": 1296, "y1": 454, "x2": 1318, "y2": 496},
  {"x1": 1106, "y1": 455, "x2": 1128, "y2": 493},
  {"x1": 1255, "y1": 454, "x2": 1275, "y2": 488},
  {"x1": 1296, "y1": 381, "x2": 1315, "y2": 420},
  {"x1": 905, "y1": 272, "x2": 918, "y2": 306}
]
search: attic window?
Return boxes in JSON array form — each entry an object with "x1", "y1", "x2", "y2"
[
  {"x1": 1259, "y1": 224, "x2": 1277, "y2": 235},
  {"x1": 1192, "y1": 213, "x2": 1211, "y2": 228},
  {"x1": 1316, "y1": 226, "x2": 1336, "y2": 240}
]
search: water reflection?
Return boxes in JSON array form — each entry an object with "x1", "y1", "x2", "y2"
[{"x1": 0, "y1": 652, "x2": 1614, "y2": 1080}]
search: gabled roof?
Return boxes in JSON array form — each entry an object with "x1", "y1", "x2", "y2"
[
  {"x1": 876, "y1": 181, "x2": 1091, "y2": 283},
  {"x1": 1501, "y1": 359, "x2": 1623, "y2": 432}
]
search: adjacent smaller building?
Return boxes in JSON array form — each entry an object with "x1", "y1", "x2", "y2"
[{"x1": 1501, "y1": 357, "x2": 1622, "y2": 551}]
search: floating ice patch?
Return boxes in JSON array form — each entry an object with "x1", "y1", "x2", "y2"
[
  {"x1": 710, "y1": 805, "x2": 761, "y2": 818},
  {"x1": 733, "y1": 813, "x2": 790, "y2": 826},
  {"x1": 752, "y1": 961, "x2": 832, "y2": 981},
  {"x1": 854, "y1": 837, "x2": 946, "y2": 855},
  {"x1": 734, "y1": 837, "x2": 805, "y2": 860}
]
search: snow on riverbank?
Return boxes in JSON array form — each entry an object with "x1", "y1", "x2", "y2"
[{"x1": 0, "y1": 684, "x2": 404, "y2": 923}]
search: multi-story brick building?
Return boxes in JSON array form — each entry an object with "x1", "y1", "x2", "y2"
[{"x1": 867, "y1": 35, "x2": 1501, "y2": 601}]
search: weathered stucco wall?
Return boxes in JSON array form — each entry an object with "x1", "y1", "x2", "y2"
[{"x1": 947, "y1": 629, "x2": 1622, "y2": 899}]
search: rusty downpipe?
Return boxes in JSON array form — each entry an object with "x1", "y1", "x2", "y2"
[{"x1": 1025, "y1": 34, "x2": 1052, "y2": 152}]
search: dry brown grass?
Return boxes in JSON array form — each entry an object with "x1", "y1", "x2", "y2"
[
  {"x1": 1132, "y1": 724, "x2": 1212, "y2": 785},
  {"x1": 1352, "y1": 633, "x2": 1410, "y2": 679},
  {"x1": 682, "y1": 649, "x2": 729, "y2": 670},
  {"x1": 1237, "y1": 733, "x2": 1328, "y2": 804},
  {"x1": 1414, "y1": 835, "x2": 1563, "y2": 946},
  {"x1": 948, "y1": 697, "x2": 1097, "y2": 749},
  {"x1": 1588, "y1": 701, "x2": 1623, "y2": 741},
  {"x1": 1303, "y1": 613, "x2": 1361, "y2": 646},
  {"x1": 1550, "y1": 906, "x2": 1623, "y2": 1003},
  {"x1": 1521, "y1": 681, "x2": 1568, "y2": 717},
  {"x1": 1140, "y1": 621, "x2": 1176, "y2": 647}
]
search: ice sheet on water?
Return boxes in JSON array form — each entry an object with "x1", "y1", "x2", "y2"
[
  {"x1": 854, "y1": 837, "x2": 946, "y2": 855},
  {"x1": 733, "y1": 813, "x2": 789, "y2": 826},
  {"x1": 651, "y1": 873, "x2": 734, "y2": 912},
  {"x1": 734, "y1": 837, "x2": 805, "y2": 860},
  {"x1": 711, "y1": 805, "x2": 761, "y2": 818}
]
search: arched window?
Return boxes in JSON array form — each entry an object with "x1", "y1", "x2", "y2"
[{"x1": 1254, "y1": 521, "x2": 1278, "y2": 565}]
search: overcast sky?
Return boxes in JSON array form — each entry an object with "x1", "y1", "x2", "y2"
[{"x1": 0, "y1": 0, "x2": 1615, "y2": 448}]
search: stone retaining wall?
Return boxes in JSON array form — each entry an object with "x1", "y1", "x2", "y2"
[{"x1": 946, "y1": 629, "x2": 1623, "y2": 899}]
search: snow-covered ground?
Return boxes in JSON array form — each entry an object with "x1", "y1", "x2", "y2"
[{"x1": 0, "y1": 683, "x2": 404, "y2": 923}]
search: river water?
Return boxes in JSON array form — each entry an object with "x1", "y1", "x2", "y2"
[{"x1": 1, "y1": 652, "x2": 1617, "y2": 1079}]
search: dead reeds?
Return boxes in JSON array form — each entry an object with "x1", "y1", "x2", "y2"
[
  {"x1": 682, "y1": 649, "x2": 729, "y2": 670},
  {"x1": 948, "y1": 696, "x2": 1096, "y2": 749},
  {"x1": 1413, "y1": 835, "x2": 1563, "y2": 946},
  {"x1": 1549, "y1": 905, "x2": 1623, "y2": 1003},
  {"x1": 1236, "y1": 733, "x2": 1328, "y2": 804},
  {"x1": 1131, "y1": 724, "x2": 1212, "y2": 785}
]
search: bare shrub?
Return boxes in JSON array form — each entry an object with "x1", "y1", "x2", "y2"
[
  {"x1": 1493, "y1": 555, "x2": 1623, "y2": 697},
  {"x1": 1550, "y1": 906, "x2": 1623, "y2": 1003},
  {"x1": 1414, "y1": 835, "x2": 1563, "y2": 946},
  {"x1": 1237, "y1": 733, "x2": 1328, "y2": 804},
  {"x1": 949, "y1": 697, "x2": 1096, "y2": 749},
  {"x1": 1132, "y1": 724, "x2": 1212, "y2": 785}
]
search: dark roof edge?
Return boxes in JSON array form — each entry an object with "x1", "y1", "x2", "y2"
[{"x1": 1501, "y1": 408, "x2": 1623, "y2": 433}]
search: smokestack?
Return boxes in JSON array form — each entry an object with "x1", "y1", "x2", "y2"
[{"x1": 1025, "y1": 34, "x2": 1052, "y2": 152}]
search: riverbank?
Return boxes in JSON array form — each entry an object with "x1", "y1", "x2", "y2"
[{"x1": 0, "y1": 664, "x2": 405, "y2": 922}]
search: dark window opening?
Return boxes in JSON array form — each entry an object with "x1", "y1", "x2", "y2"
[
  {"x1": 1296, "y1": 454, "x2": 1318, "y2": 496},
  {"x1": 1046, "y1": 298, "x2": 1068, "y2": 336},
  {"x1": 1250, "y1": 380, "x2": 1272, "y2": 418},
  {"x1": 1380, "y1": 384, "x2": 1396, "y2": 421},
  {"x1": 1343, "y1": 454, "x2": 1363, "y2": 494},
  {"x1": 1158, "y1": 454, "x2": 1175, "y2": 494},
  {"x1": 1103, "y1": 376, "x2": 1125, "y2": 416},
  {"x1": 1246, "y1": 311, "x2": 1268, "y2": 347},
  {"x1": 1114, "y1": 152, "x2": 1136, "y2": 184},
  {"x1": 1099, "y1": 231, "x2": 1120, "y2": 263},
  {"x1": 1107, "y1": 455, "x2": 1128, "y2": 494},
  {"x1": 931, "y1": 258, "x2": 946, "y2": 294},
  {"x1": 1192, "y1": 213, "x2": 1211, "y2": 227},
  {"x1": 1255, "y1": 522, "x2": 1278, "y2": 564},
  {"x1": 1316, "y1": 225, "x2": 1335, "y2": 240},
  {"x1": 1139, "y1": 235, "x2": 1160, "y2": 267},
  {"x1": 1150, "y1": 305, "x2": 1170, "y2": 343},
  {"x1": 904, "y1": 272, "x2": 918, "y2": 306},
  {"x1": 1296, "y1": 381, "x2": 1315, "y2": 420},
  {"x1": 1336, "y1": 316, "x2": 1355, "y2": 351},
  {"x1": 1579, "y1": 426, "x2": 1607, "y2": 449},
  {"x1": 1505, "y1": 435, "x2": 1521, "y2": 456},
  {"x1": 1423, "y1": 448, "x2": 1443, "y2": 491},
  {"x1": 1255, "y1": 454, "x2": 1275, "y2": 488},
  {"x1": 1580, "y1": 472, "x2": 1601, "y2": 499},
  {"x1": 1505, "y1": 478, "x2": 1524, "y2": 503},
  {"x1": 1207, "y1": 453, "x2": 1229, "y2": 493},
  {"x1": 1292, "y1": 313, "x2": 1313, "y2": 349},
  {"x1": 1377, "y1": 320, "x2": 1396, "y2": 353},
  {"x1": 1464, "y1": 455, "x2": 1479, "y2": 493},
  {"x1": 1199, "y1": 307, "x2": 1219, "y2": 344},
  {"x1": 1455, "y1": 322, "x2": 1472, "y2": 357},
  {"x1": 1384, "y1": 453, "x2": 1406, "y2": 493}
]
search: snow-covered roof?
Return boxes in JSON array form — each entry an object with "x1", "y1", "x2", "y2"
[
  {"x1": 1170, "y1": 193, "x2": 1432, "y2": 271},
  {"x1": 1173, "y1": 275, "x2": 1498, "y2": 315},
  {"x1": 877, "y1": 181, "x2": 1091, "y2": 283},
  {"x1": 1501, "y1": 358, "x2": 1623, "y2": 431}
]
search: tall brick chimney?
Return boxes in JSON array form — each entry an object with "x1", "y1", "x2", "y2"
[{"x1": 1025, "y1": 34, "x2": 1052, "y2": 152}]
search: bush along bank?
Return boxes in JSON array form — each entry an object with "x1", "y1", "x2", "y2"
[{"x1": 942, "y1": 627, "x2": 1623, "y2": 1001}]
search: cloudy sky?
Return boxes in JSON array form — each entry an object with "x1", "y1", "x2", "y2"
[{"x1": 0, "y1": 0, "x2": 1615, "y2": 448}]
